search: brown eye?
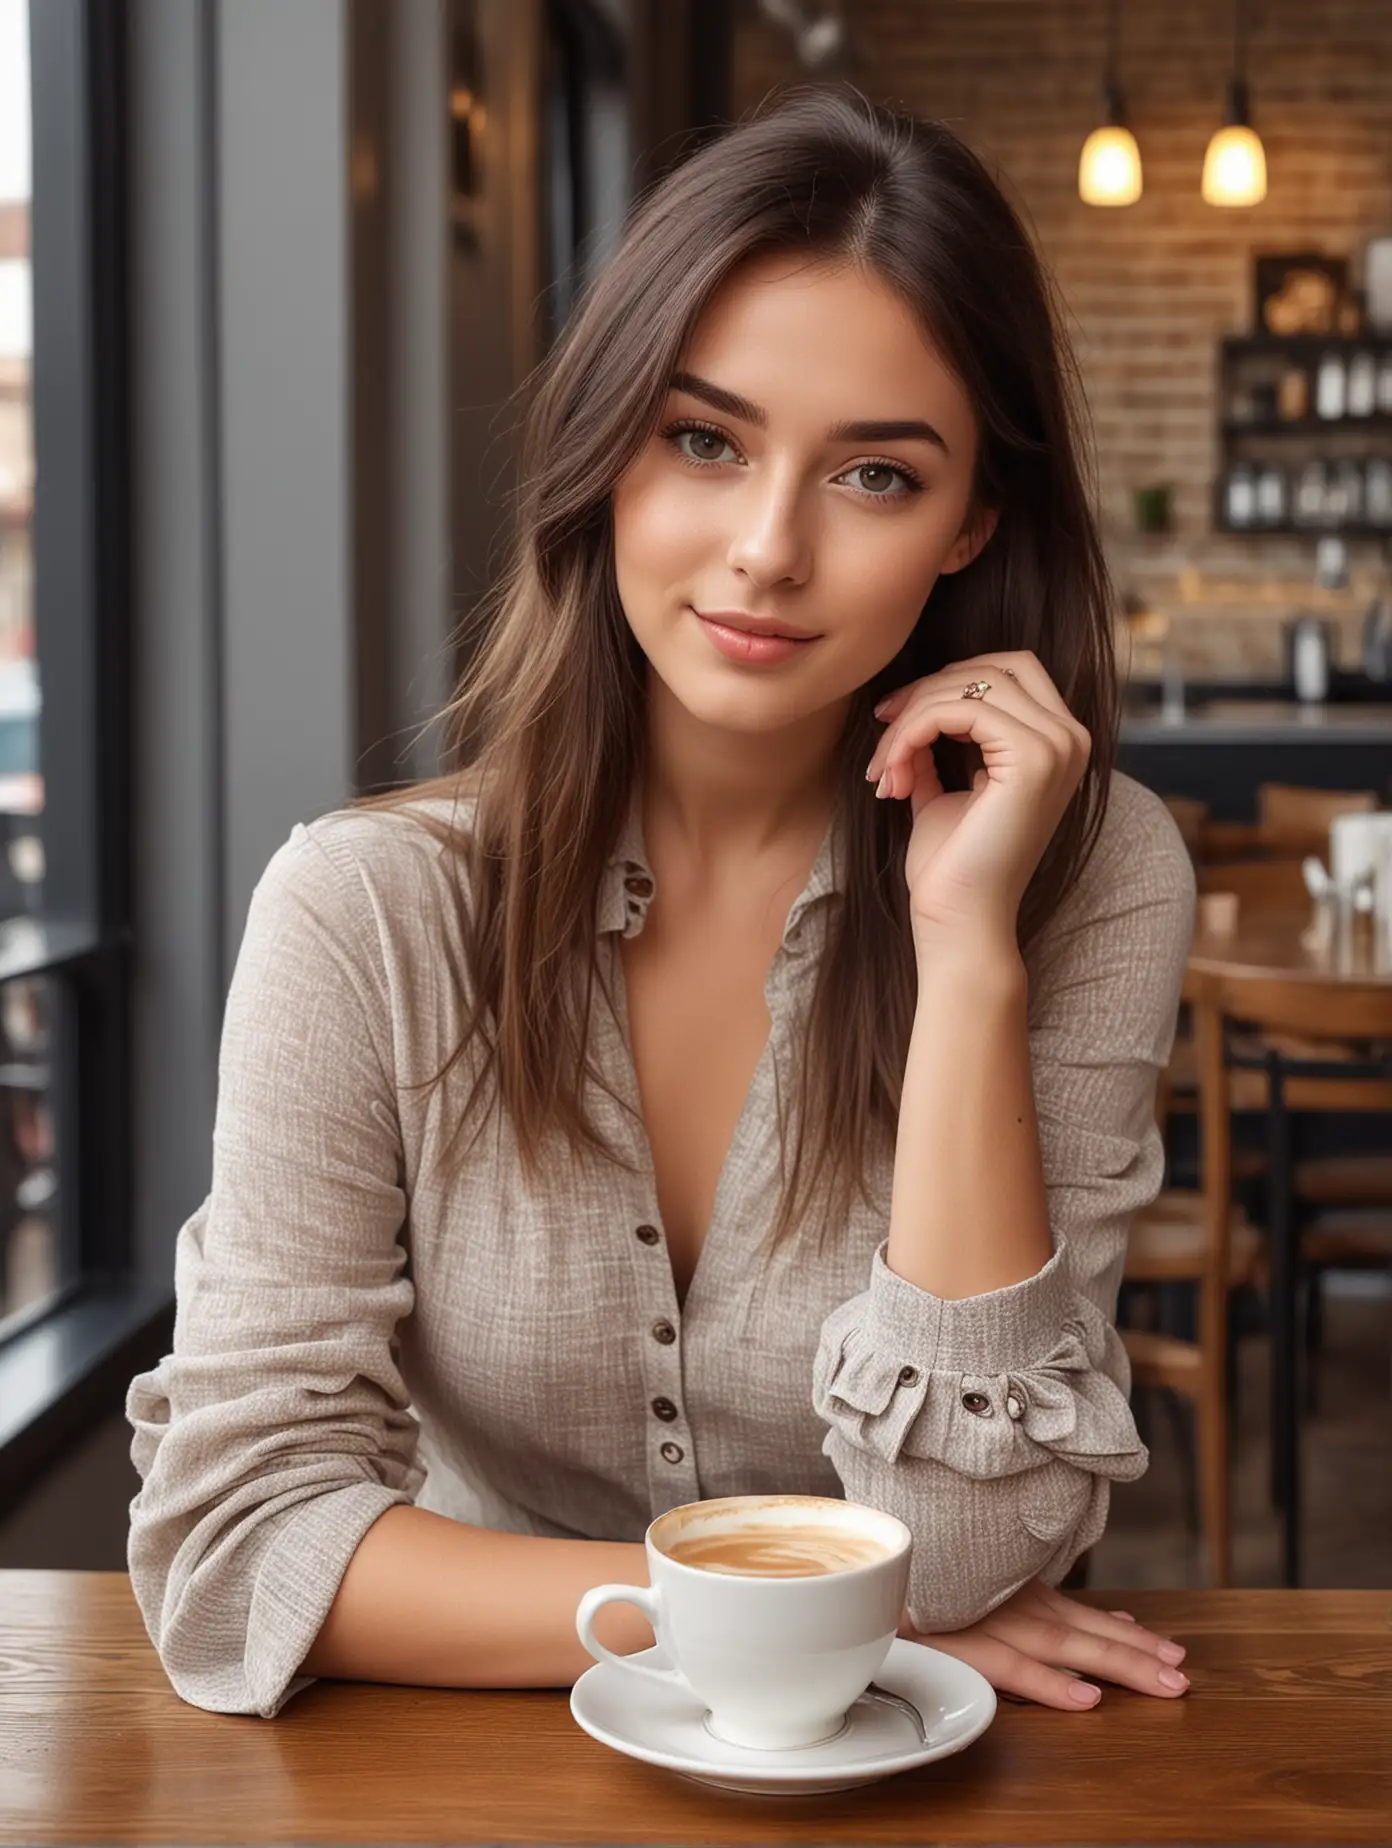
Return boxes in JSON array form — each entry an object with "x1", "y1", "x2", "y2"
[
  {"x1": 841, "y1": 459, "x2": 922, "y2": 501},
  {"x1": 687, "y1": 430, "x2": 728, "y2": 461},
  {"x1": 662, "y1": 420, "x2": 739, "y2": 467}
]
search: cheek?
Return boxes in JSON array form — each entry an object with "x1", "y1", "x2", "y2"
[
  {"x1": 613, "y1": 470, "x2": 709, "y2": 592},
  {"x1": 824, "y1": 517, "x2": 948, "y2": 642}
]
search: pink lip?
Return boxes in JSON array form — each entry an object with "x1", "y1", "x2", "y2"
[{"x1": 695, "y1": 613, "x2": 819, "y2": 666}]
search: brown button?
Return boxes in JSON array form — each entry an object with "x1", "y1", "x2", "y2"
[
  {"x1": 961, "y1": 1390, "x2": 992, "y2": 1415},
  {"x1": 660, "y1": 1441, "x2": 684, "y2": 1464},
  {"x1": 652, "y1": 1397, "x2": 678, "y2": 1422},
  {"x1": 624, "y1": 872, "x2": 654, "y2": 898},
  {"x1": 651, "y1": 1320, "x2": 676, "y2": 1345},
  {"x1": 897, "y1": 1365, "x2": 920, "y2": 1387},
  {"x1": 635, "y1": 1224, "x2": 660, "y2": 1246}
]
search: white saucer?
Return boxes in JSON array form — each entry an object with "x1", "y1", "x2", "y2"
[{"x1": 569, "y1": 1637, "x2": 997, "y2": 1796}]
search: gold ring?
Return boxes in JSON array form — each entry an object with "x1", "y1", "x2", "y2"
[{"x1": 961, "y1": 680, "x2": 991, "y2": 700}]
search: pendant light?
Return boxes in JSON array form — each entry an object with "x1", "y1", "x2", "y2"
[
  {"x1": 1202, "y1": 0, "x2": 1267, "y2": 207},
  {"x1": 1078, "y1": 0, "x2": 1142, "y2": 207}
]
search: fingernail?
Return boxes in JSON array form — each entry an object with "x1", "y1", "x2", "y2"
[
  {"x1": 865, "y1": 762, "x2": 878, "y2": 782},
  {"x1": 1158, "y1": 1641, "x2": 1186, "y2": 1666},
  {"x1": 1068, "y1": 1682, "x2": 1101, "y2": 1707},
  {"x1": 876, "y1": 771, "x2": 891, "y2": 798},
  {"x1": 874, "y1": 698, "x2": 892, "y2": 718},
  {"x1": 1158, "y1": 1668, "x2": 1189, "y2": 1692},
  {"x1": 1109, "y1": 1610, "x2": 1136, "y2": 1622}
]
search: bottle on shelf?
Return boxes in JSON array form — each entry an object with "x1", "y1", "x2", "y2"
[
  {"x1": 1366, "y1": 457, "x2": 1392, "y2": 526},
  {"x1": 1224, "y1": 463, "x2": 1257, "y2": 528},
  {"x1": 1315, "y1": 349, "x2": 1347, "y2": 419},
  {"x1": 1277, "y1": 366, "x2": 1310, "y2": 420},
  {"x1": 1347, "y1": 349, "x2": 1377, "y2": 417},
  {"x1": 1377, "y1": 352, "x2": 1392, "y2": 416},
  {"x1": 1293, "y1": 460, "x2": 1328, "y2": 528},
  {"x1": 1255, "y1": 463, "x2": 1287, "y2": 526}
]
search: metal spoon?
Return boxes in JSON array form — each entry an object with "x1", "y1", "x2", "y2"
[{"x1": 860, "y1": 1680, "x2": 928, "y2": 1743}]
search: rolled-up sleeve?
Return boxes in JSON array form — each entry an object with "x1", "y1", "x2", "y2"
[
  {"x1": 127, "y1": 823, "x2": 424, "y2": 1717},
  {"x1": 811, "y1": 777, "x2": 1195, "y2": 1632}
]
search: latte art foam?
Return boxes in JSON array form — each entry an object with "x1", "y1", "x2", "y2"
[{"x1": 664, "y1": 1522, "x2": 892, "y2": 1578}]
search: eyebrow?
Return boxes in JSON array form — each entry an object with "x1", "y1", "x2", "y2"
[{"x1": 668, "y1": 370, "x2": 950, "y2": 455}]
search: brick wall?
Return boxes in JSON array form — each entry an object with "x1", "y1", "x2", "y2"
[{"x1": 731, "y1": 0, "x2": 1392, "y2": 676}]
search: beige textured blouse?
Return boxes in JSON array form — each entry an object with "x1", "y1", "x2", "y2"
[{"x1": 125, "y1": 770, "x2": 1194, "y2": 1718}]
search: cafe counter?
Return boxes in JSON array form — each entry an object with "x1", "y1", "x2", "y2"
[{"x1": 1118, "y1": 700, "x2": 1392, "y2": 818}]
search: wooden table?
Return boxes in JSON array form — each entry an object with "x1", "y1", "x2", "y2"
[
  {"x1": 1185, "y1": 906, "x2": 1392, "y2": 1587},
  {"x1": 1188, "y1": 907, "x2": 1392, "y2": 986},
  {"x1": 3, "y1": 1574, "x2": 1390, "y2": 1845}
]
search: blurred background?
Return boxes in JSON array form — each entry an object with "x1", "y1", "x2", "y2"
[{"x1": 0, "y1": 0, "x2": 1387, "y2": 1592}]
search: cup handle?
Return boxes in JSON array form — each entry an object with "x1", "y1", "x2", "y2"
[{"x1": 575, "y1": 1584, "x2": 687, "y2": 1689}]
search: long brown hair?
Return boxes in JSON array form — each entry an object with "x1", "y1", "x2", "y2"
[{"x1": 355, "y1": 83, "x2": 1119, "y2": 1250}]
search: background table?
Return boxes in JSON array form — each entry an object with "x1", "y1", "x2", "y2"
[
  {"x1": 1185, "y1": 911, "x2": 1392, "y2": 1586},
  {"x1": 3, "y1": 1573, "x2": 1389, "y2": 1844}
]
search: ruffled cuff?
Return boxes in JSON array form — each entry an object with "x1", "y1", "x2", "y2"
[{"x1": 811, "y1": 1241, "x2": 1146, "y2": 1483}]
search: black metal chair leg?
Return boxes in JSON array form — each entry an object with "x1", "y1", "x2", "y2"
[{"x1": 1303, "y1": 1262, "x2": 1323, "y2": 1416}]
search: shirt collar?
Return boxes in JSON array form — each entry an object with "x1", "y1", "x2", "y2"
[{"x1": 599, "y1": 776, "x2": 844, "y2": 952}]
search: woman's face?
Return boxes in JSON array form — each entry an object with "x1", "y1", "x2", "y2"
[{"x1": 611, "y1": 252, "x2": 997, "y2": 737}]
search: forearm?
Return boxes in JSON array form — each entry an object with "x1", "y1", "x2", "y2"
[
  {"x1": 299, "y1": 1504, "x2": 652, "y2": 1688},
  {"x1": 887, "y1": 939, "x2": 1052, "y2": 1299}
]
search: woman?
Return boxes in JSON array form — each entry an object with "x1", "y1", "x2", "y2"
[{"x1": 127, "y1": 85, "x2": 1195, "y2": 1720}]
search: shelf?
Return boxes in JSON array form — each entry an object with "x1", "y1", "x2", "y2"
[
  {"x1": 1222, "y1": 415, "x2": 1392, "y2": 438},
  {"x1": 1222, "y1": 332, "x2": 1392, "y2": 356},
  {"x1": 1213, "y1": 517, "x2": 1392, "y2": 538}
]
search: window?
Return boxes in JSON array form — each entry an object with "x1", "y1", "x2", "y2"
[{"x1": 0, "y1": 0, "x2": 131, "y2": 1361}]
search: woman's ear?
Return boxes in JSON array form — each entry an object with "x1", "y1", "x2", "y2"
[{"x1": 939, "y1": 504, "x2": 1000, "y2": 576}]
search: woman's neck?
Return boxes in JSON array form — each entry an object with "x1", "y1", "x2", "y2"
[{"x1": 641, "y1": 670, "x2": 846, "y2": 875}]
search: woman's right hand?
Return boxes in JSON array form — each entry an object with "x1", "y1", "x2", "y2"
[{"x1": 896, "y1": 1576, "x2": 1190, "y2": 1710}]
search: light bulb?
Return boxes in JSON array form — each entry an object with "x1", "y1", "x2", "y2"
[
  {"x1": 1202, "y1": 124, "x2": 1266, "y2": 206},
  {"x1": 1078, "y1": 125, "x2": 1143, "y2": 207}
]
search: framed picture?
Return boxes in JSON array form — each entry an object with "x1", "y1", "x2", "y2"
[{"x1": 1254, "y1": 253, "x2": 1353, "y2": 337}]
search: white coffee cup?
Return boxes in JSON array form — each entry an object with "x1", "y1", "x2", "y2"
[
  {"x1": 1330, "y1": 812, "x2": 1392, "y2": 928},
  {"x1": 575, "y1": 1492, "x2": 912, "y2": 1752}
]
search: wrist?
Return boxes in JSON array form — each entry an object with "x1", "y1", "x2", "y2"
[{"x1": 913, "y1": 925, "x2": 1027, "y2": 995}]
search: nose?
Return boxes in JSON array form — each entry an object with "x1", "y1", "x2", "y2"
[{"x1": 724, "y1": 463, "x2": 813, "y2": 590}]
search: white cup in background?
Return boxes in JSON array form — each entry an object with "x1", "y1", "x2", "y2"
[
  {"x1": 1330, "y1": 812, "x2": 1392, "y2": 926},
  {"x1": 575, "y1": 1493, "x2": 912, "y2": 1752}
]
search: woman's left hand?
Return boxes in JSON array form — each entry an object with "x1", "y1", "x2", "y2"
[
  {"x1": 896, "y1": 1576, "x2": 1191, "y2": 1710},
  {"x1": 864, "y1": 651, "x2": 1090, "y2": 952}
]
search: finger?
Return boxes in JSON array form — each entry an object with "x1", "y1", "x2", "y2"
[
  {"x1": 970, "y1": 651, "x2": 1076, "y2": 727},
  {"x1": 869, "y1": 694, "x2": 1072, "y2": 801},
  {"x1": 907, "y1": 744, "x2": 945, "y2": 822},
  {"x1": 871, "y1": 659, "x2": 1048, "y2": 729},
  {"x1": 1033, "y1": 1585, "x2": 1184, "y2": 1663},
  {"x1": 1008, "y1": 1616, "x2": 1190, "y2": 1698},
  {"x1": 924, "y1": 1631, "x2": 1102, "y2": 1712},
  {"x1": 866, "y1": 676, "x2": 1079, "y2": 790},
  {"x1": 876, "y1": 652, "x2": 1087, "y2": 750}
]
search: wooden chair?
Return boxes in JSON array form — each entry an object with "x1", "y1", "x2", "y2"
[
  {"x1": 1201, "y1": 966, "x2": 1392, "y2": 1584},
  {"x1": 1195, "y1": 787, "x2": 1379, "y2": 865},
  {"x1": 1162, "y1": 795, "x2": 1207, "y2": 858},
  {"x1": 1256, "y1": 783, "x2": 1378, "y2": 860},
  {"x1": 1196, "y1": 859, "x2": 1310, "y2": 909},
  {"x1": 1257, "y1": 783, "x2": 1378, "y2": 835},
  {"x1": 1121, "y1": 972, "x2": 1260, "y2": 1587}
]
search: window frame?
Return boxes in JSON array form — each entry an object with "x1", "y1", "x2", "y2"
[{"x1": 0, "y1": 0, "x2": 160, "y2": 1512}]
